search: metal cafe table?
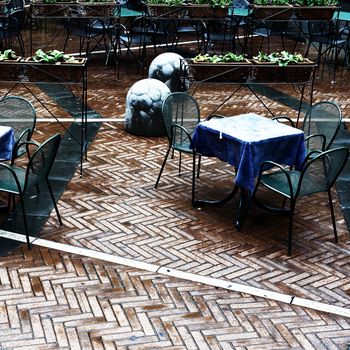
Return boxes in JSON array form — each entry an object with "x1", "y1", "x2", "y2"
[
  {"x1": 0, "y1": 126, "x2": 15, "y2": 160},
  {"x1": 191, "y1": 113, "x2": 306, "y2": 226}
]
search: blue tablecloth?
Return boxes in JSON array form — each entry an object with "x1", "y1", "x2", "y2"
[
  {"x1": 0, "y1": 126, "x2": 15, "y2": 160},
  {"x1": 191, "y1": 113, "x2": 306, "y2": 192}
]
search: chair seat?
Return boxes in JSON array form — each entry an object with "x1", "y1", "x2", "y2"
[
  {"x1": 120, "y1": 33, "x2": 154, "y2": 46},
  {"x1": 253, "y1": 28, "x2": 271, "y2": 38},
  {"x1": 261, "y1": 170, "x2": 321, "y2": 198},
  {"x1": 173, "y1": 142, "x2": 192, "y2": 153},
  {"x1": 0, "y1": 166, "x2": 37, "y2": 194}
]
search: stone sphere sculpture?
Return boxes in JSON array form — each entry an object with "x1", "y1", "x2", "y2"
[
  {"x1": 148, "y1": 52, "x2": 188, "y2": 92},
  {"x1": 125, "y1": 78, "x2": 171, "y2": 136}
]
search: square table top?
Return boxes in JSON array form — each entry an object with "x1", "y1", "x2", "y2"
[
  {"x1": 192, "y1": 113, "x2": 306, "y2": 192},
  {"x1": 198, "y1": 113, "x2": 303, "y2": 143}
]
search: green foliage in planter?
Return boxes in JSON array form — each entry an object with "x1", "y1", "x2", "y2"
[
  {"x1": 147, "y1": 0, "x2": 185, "y2": 5},
  {"x1": 40, "y1": 0, "x2": 112, "y2": 3},
  {"x1": 253, "y1": 0, "x2": 290, "y2": 5},
  {"x1": 254, "y1": 51, "x2": 304, "y2": 67},
  {"x1": 191, "y1": 0, "x2": 231, "y2": 8},
  {"x1": 294, "y1": 0, "x2": 338, "y2": 5},
  {"x1": 33, "y1": 49, "x2": 80, "y2": 63},
  {"x1": 40, "y1": 0, "x2": 75, "y2": 3},
  {"x1": 192, "y1": 52, "x2": 245, "y2": 63},
  {"x1": 0, "y1": 49, "x2": 17, "y2": 61},
  {"x1": 78, "y1": 0, "x2": 115, "y2": 3}
]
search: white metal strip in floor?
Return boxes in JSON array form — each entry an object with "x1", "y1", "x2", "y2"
[{"x1": 0, "y1": 230, "x2": 348, "y2": 319}]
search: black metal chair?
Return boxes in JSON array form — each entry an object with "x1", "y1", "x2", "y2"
[
  {"x1": 63, "y1": 18, "x2": 108, "y2": 57},
  {"x1": 0, "y1": 96, "x2": 37, "y2": 159},
  {"x1": 238, "y1": 147, "x2": 349, "y2": 256},
  {"x1": 201, "y1": 18, "x2": 241, "y2": 54},
  {"x1": 303, "y1": 20, "x2": 348, "y2": 78},
  {"x1": 155, "y1": 92, "x2": 202, "y2": 206},
  {"x1": 0, "y1": 134, "x2": 62, "y2": 248},
  {"x1": 0, "y1": 8, "x2": 25, "y2": 55},
  {"x1": 119, "y1": 16, "x2": 158, "y2": 73},
  {"x1": 302, "y1": 101, "x2": 342, "y2": 153},
  {"x1": 274, "y1": 101, "x2": 342, "y2": 153},
  {"x1": 252, "y1": 19, "x2": 290, "y2": 54}
]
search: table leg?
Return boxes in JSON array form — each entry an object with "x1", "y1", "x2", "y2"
[
  {"x1": 235, "y1": 188, "x2": 251, "y2": 229},
  {"x1": 194, "y1": 184, "x2": 254, "y2": 229}
]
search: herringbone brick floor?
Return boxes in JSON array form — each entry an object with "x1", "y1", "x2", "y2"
[{"x1": 0, "y1": 22, "x2": 350, "y2": 349}]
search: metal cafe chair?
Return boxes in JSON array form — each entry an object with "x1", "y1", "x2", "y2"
[
  {"x1": 155, "y1": 92, "x2": 202, "y2": 206},
  {"x1": 0, "y1": 134, "x2": 62, "y2": 249},
  {"x1": 302, "y1": 101, "x2": 342, "y2": 153},
  {"x1": 119, "y1": 16, "x2": 158, "y2": 73},
  {"x1": 274, "y1": 101, "x2": 342, "y2": 154},
  {"x1": 238, "y1": 147, "x2": 349, "y2": 256},
  {"x1": 63, "y1": 18, "x2": 108, "y2": 57},
  {"x1": 0, "y1": 8, "x2": 26, "y2": 55},
  {"x1": 0, "y1": 96, "x2": 37, "y2": 159}
]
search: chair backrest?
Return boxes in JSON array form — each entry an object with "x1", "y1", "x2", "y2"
[
  {"x1": 9, "y1": 0, "x2": 24, "y2": 11},
  {"x1": 297, "y1": 147, "x2": 349, "y2": 198},
  {"x1": 65, "y1": 18, "x2": 100, "y2": 37},
  {"x1": 0, "y1": 96, "x2": 36, "y2": 141},
  {"x1": 129, "y1": 16, "x2": 157, "y2": 38},
  {"x1": 302, "y1": 101, "x2": 342, "y2": 151},
  {"x1": 7, "y1": 9, "x2": 25, "y2": 33},
  {"x1": 25, "y1": 134, "x2": 61, "y2": 190},
  {"x1": 161, "y1": 92, "x2": 201, "y2": 146}
]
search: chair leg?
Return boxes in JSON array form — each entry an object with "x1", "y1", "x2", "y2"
[
  {"x1": 237, "y1": 178, "x2": 261, "y2": 231},
  {"x1": 155, "y1": 146, "x2": 171, "y2": 189},
  {"x1": 197, "y1": 154, "x2": 201, "y2": 178},
  {"x1": 178, "y1": 151, "x2": 182, "y2": 175},
  {"x1": 328, "y1": 189, "x2": 338, "y2": 243},
  {"x1": 63, "y1": 33, "x2": 70, "y2": 52},
  {"x1": 192, "y1": 151, "x2": 196, "y2": 207},
  {"x1": 287, "y1": 200, "x2": 296, "y2": 256},
  {"x1": 18, "y1": 33, "x2": 25, "y2": 56},
  {"x1": 19, "y1": 195, "x2": 30, "y2": 250},
  {"x1": 46, "y1": 178, "x2": 62, "y2": 226}
]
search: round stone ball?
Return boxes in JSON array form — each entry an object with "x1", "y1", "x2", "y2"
[
  {"x1": 148, "y1": 52, "x2": 188, "y2": 92},
  {"x1": 125, "y1": 78, "x2": 171, "y2": 136}
]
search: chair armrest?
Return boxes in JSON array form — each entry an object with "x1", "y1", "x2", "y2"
[
  {"x1": 259, "y1": 160, "x2": 294, "y2": 198},
  {"x1": 171, "y1": 124, "x2": 194, "y2": 145},
  {"x1": 11, "y1": 128, "x2": 31, "y2": 161},
  {"x1": 272, "y1": 116, "x2": 295, "y2": 128},
  {"x1": 11, "y1": 139, "x2": 40, "y2": 165},
  {"x1": 305, "y1": 133, "x2": 326, "y2": 151}
]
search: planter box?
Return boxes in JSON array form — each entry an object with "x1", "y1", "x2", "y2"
[
  {"x1": 23, "y1": 57, "x2": 86, "y2": 83},
  {"x1": 211, "y1": 6, "x2": 229, "y2": 18},
  {"x1": 187, "y1": 4, "x2": 229, "y2": 18},
  {"x1": 294, "y1": 6, "x2": 338, "y2": 20},
  {"x1": 147, "y1": 4, "x2": 185, "y2": 18},
  {"x1": 0, "y1": 57, "x2": 21, "y2": 81},
  {"x1": 252, "y1": 5, "x2": 293, "y2": 20},
  {"x1": 31, "y1": 2, "x2": 77, "y2": 16},
  {"x1": 187, "y1": 4, "x2": 210, "y2": 18},
  {"x1": 190, "y1": 59, "x2": 252, "y2": 83},
  {"x1": 76, "y1": 2, "x2": 117, "y2": 16},
  {"x1": 252, "y1": 59, "x2": 315, "y2": 83},
  {"x1": 31, "y1": 1, "x2": 117, "y2": 17}
]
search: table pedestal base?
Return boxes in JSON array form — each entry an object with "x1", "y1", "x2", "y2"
[{"x1": 194, "y1": 184, "x2": 250, "y2": 229}]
